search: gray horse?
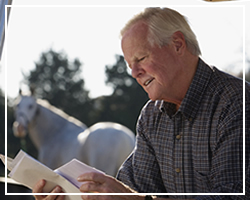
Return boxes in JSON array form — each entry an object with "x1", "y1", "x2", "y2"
[{"x1": 12, "y1": 94, "x2": 135, "y2": 177}]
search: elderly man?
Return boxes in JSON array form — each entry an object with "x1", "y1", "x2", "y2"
[{"x1": 33, "y1": 7, "x2": 249, "y2": 200}]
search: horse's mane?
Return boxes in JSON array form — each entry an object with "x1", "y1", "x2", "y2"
[{"x1": 36, "y1": 99, "x2": 87, "y2": 128}]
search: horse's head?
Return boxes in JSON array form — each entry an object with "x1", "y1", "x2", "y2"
[{"x1": 13, "y1": 94, "x2": 38, "y2": 138}]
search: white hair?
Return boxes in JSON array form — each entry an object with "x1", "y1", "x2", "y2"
[{"x1": 121, "y1": 7, "x2": 201, "y2": 56}]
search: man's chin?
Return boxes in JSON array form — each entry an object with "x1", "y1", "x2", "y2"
[{"x1": 147, "y1": 93, "x2": 158, "y2": 101}]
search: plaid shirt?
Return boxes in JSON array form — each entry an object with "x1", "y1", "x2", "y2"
[{"x1": 117, "y1": 58, "x2": 250, "y2": 199}]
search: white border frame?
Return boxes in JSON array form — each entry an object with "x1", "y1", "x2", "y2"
[{"x1": 5, "y1": 4, "x2": 246, "y2": 197}]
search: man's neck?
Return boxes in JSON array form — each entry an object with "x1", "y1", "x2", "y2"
[{"x1": 163, "y1": 54, "x2": 199, "y2": 107}]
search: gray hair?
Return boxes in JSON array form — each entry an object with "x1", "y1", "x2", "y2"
[{"x1": 120, "y1": 7, "x2": 201, "y2": 56}]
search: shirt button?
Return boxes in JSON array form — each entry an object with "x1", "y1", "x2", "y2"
[
  {"x1": 176, "y1": 135, "x2": 181, "y2": 140},
  {"x1": 175, "y1": 168, "x2": 181, "y2": 173}
]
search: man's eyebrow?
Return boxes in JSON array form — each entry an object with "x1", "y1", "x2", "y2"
[
  {"x1": 124, "y1": 60, "x2": 131, "y2": 69},
  {"x1": 125, "y1": 52, "x2": 145, "y2": 69}
]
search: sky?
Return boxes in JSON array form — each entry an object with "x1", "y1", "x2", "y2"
[{"x1": 0, "y1": 0, "x2": 249, "y2": 99}]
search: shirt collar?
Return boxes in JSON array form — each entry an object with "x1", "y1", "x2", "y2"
[{"x1": 159, "y1": 58, "x2": 214, "y2": 121}]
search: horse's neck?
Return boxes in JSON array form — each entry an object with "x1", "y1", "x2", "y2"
[{"x1": 28, "y1": 104, "x2": 85, "y2": 149}]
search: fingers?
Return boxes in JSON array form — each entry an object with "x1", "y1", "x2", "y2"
[
  {"x1": 78, "y1": 172, "x2": 112, "y2": 193},
  {"x1": 56, "y1": 195, "x2": 66, "y2": 200},
  {"x1": 50, "y1": 185, "x2": 63, "y2": 194},
  {"x1": 79, "y1": 181, "x2": 101, "y2": 193},
  {"x1": 78, "y1": 172, "x2": 107, "y2": 184},
  {"x1": 81, "y1": 195, "x2": 99, "y2": 200},
  {"x1": 44, "y1": 186, "x2": 64, "y2": 200},
  {"x1": 81, "y1": 195, "x2": 112, "y2": 200},
  {"x1": 78, "y1": 172, "x2": 132, "y2": 193},
  {"x1": 33, "y1": 179, "x2": 46, "y2": 193},
  {"x1": 34, "y1": 186, "x2": 64, "y2": 200},
  {"x1": 32, "y1": 179, "x2": 65, "y2": 200},
  {"x1": 33, "y1": 179, "x2": 47, "y2": 200}
]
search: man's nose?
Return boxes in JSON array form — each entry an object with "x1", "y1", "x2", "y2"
[{"x1": 131, "y1": 63, "x2": 144, "y2": 79}]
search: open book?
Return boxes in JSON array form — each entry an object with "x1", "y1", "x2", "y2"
[{"x1": 0, "y1": 150, "x2": 105, "y2": 200}]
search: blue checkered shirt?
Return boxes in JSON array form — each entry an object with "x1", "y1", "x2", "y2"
[{"x1": 117, "y1": 59, "x2": 250, "y2": 199}]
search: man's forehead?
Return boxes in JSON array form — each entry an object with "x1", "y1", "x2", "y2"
[
  {"x1": 123, "y1": 21, "x2": 148, "y2": 39},
  {"x1": 121, "y1": 21, "x2": 149, "y2": 50},
  {"x1": 121, "y1": 21, "x2": 150, "y2": 65}
]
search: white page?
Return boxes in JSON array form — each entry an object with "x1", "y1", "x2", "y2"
[
  {"x1": 0, "y1": 153, "x2": 13, "y2": 171},
  {"x1": 54, "y1": 158, "x2": 105, "y2": 189},
  {"x1": 9, "y1": 154, "x2": 80, "y2": 193},
  {"x1": 1, "y1": 150, "x2": 106, "y2": 199},
  {"x1": 1, "y1": 150, "x2": 86, "y2": 200}
]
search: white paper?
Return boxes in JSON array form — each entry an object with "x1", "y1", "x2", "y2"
[
  {"x1": 0, "y1": 150, "x2": 105, "y2": 200},
  {"x1": 54, "y1": 158, "x2": 104, "y2": 189},
  {"x1": 0, "y1": 154, "x2": 13, "y2": 171}
]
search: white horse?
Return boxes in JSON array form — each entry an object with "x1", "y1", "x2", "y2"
[{"x1": 12, "y1": 94, "x2": 135, "y2": 177}]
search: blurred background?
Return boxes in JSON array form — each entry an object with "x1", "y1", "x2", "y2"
[{"x1": 0, "y1": 0, "x2": 250, "y2": 199}]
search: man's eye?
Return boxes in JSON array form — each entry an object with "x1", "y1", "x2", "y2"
[{"x1": 138, "y1": 57, "x2": 145, "y2": 62}]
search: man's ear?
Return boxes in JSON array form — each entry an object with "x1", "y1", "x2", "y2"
[{"x1": 172, "y1": 31, "x2": 186, "y2": 54}]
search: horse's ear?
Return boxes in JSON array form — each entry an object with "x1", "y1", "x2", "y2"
[
  {"x1": 19, "y1": 88, "x2": 22, "y2": 96},
  {"x1": 29, "y1": 85, "x2": 35, "y2": 96}
]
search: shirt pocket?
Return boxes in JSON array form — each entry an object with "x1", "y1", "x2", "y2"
[{"x1": 194, "y1": 170, "x2": 211, "y2": 192}]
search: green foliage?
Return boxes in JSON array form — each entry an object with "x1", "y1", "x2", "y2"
[
  {"x1": 23, "y1": 49, "x2": 92, "y2": 124},
  {"x1": 86, "y1": 55, "x2": 149, "y2": 132},
  {"x1": 102, "y1": 55, "x2": 149, "y2": 131}
]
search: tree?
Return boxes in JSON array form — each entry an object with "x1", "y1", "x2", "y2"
[
  {"x1": 23, "y1": 49, "x2": 92, "y2": 123},
  {"x1": 90, "y1": 55, "x2": 149, "y2": 133}
]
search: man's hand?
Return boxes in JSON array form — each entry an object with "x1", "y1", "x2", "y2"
[
  {"x1": 32, "y1": 179, "x2": 65, "y2": 200},
  {"x1": 78, "y1": 172, "x2": 144, "y2": 200},
  {"x1": 78, "y1": 172, "x2": 134, "y2": 193}
]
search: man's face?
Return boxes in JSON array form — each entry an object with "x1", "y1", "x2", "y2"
[{"x1": 121, "y1": 21, "x2": 183, "y2": 103}]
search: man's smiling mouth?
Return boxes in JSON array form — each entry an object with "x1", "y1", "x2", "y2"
[{"x1": 144, "y1": 78, "x2": 154, "y2": 86}]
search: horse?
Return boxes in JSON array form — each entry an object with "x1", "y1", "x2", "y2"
[{"x1": 12, "y1": 94, "x2": 135, "y2": 177}]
